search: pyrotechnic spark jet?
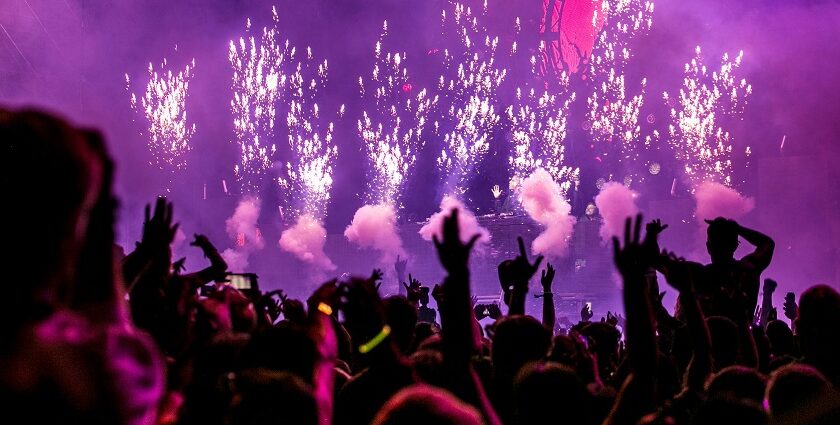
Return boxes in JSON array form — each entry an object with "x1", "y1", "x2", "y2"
[
  {"x1": 506, "y1": 77, "x2": 579, "y2": 199},
  {"x1": 586, "y1": 0, "x2": 655, "y2": 176},
  {"x1": 663, "y1": 46, "x2": 752, "y2": 189},
  {"x1": 126, "y1": 57, "x2": 196, "y2": 185},
  {"x1": 358, "y1": 22, "x2": 438, "y2": 208},
  {"x1": 436, "y1": 2, "x2": 506, "y2": 196},
  {"x1": 278, "y1": 47, "x2": 338, "y2": 221},
  {"x1": 229, "y1": 7, "x2": 293, "y2": 195}
]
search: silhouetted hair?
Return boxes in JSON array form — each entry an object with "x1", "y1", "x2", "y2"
[
  {"x1": 705, "y1": 365, "x2": 767, "y2": 405},
  {"x1": 371, "y1": 384, "x2": 484, "y2": 425},
  {"x1": 766, "y1": 363, "x2": 829, "y2": 418}
]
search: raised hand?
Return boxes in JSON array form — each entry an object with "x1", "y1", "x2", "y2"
[
  {"x1": 369, "y1": 268, "x2": 384, "y2": 285},
  {"x1": 541, "y1": 262, "x2": 556, "y2": 293},
  {"x1": 190, "y1": 234, "x2": 211, "y2": 249},
  {"x1": 645, "y1": 219, "x2": 669, "y2": 238},
  {"x1": 783, "y1": 293, "x2": 798, "y2": 321},
  {"x1": 511, "y1": 237, "x2": 544, "y2": 288},
  {"x1": 763, "y1": 278, "x2": 778, "y2": 294},
  {"x1": 491, "y1": 184, "x2": 503, "y2": 199},
  {"x1": 612, "y1": 215, "x2": 650, "y2": 279},
  {"x1": 433, "y1": 209, "x2": 481, "y2": 275},
  {"x1": 581, "y1": 303, "x2": 594, "y2": 321},
  {"x1": 142, "y1": 197, "x2": 179, "y2": 249},
  {"x1": 394, "y1": 255, "x2": 408, "y2": 280},
  {"x1": 402, "y1": 274, "x2": 422, "y2": 303}
]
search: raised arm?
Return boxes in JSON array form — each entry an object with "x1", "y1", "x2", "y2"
[
  {"x1": 758, "y1": 278, "x2": 777, "y2": 329},
  {"x1": 661, "y1": 252, "x2": 713, "y2": 394},
  {"x1": 737, "y1": 222, "x2": 775, "y2": 270},
  {"x1": 604, "y1": 215, "x2": 657, "y2": 425},
  {"x1": 501, "y1": 237, "x2": 544, "y2": 316},
  {"x1": 177, "y1": 234, "x2": 228, "y2": 286},
  {"x1": 540, "y1": 263, "x2": 556, "y2": 331},
  {"x1": 434, "y1": 209, "x2": 502, "y2": 425},
  {"x1": 307, "y1": 281, "x2": 339, "y2": 425}
]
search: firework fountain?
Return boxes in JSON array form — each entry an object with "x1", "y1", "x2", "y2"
[
  {"x1": 663, "y1": 47, "x2": 754, "y2": 223},
  {"x1": 277, "y1": 46, "x2": 339, "y2": 272},
  {"x1": 435, "y1": 2, "x2": 507, "y2": 199},
  {"x1": 228, "y1": 7, "x2": 293, "y2": 195},
  {"x1": 664, "y1": 46, "x2": 752, "y2": 190},
  {"x1": 126, "y1": 57, "x2": 196, "y2": 192},
  {"x1": 585, "y1": 0, "x2": 657, "y2": 185},
  {"x1": 345, "y1": 22, "x2": 438, "y2": 265},
  {"x1": 506, "y1": 63, "x2": 579, "y2": 200},
  {"x1": 224, "y1": 7, "x2": 294, "y2": 270}
]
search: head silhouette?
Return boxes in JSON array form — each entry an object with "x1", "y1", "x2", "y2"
[
  {"x1": 371, "y1": 384, "x2": 483, "y2": 425},
  {"x1": 384, "y1": 295, "x2": 418, "y2": 354},
  {"x1": 796, "y1": 285, "x2": 840, "y2": 383},
  {"x1": 2, "y1": 109, "x2": 103, "y2": 319},
  {"x1": 492, "y1": 315, "x2": 551, "y2": 385},
  {"x1": 705, "y1": 365, "x2": 767, "y2": 405},
  {"x1": 513, "y1": 362, "x2": 590, "y2": 425},
  {"x1": 766, "y1": 363, "x2": 830, "y2": 418},
  {"x1": 705, "y1": 217, "x2": 739, "y2": 263}
]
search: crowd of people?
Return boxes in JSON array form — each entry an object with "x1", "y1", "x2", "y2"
[{"x1": 2, "y1": 108, "x2": 838, "y2": 425}]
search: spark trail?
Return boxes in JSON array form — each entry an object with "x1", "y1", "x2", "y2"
[
  {"x1": 127, "y1": 57, "x2": 196, "y2": 190},
  {"x1": 664, "y1": 46, "x2": 752, "y2": 189},
  {"x1": 229, "y1": 7, "x2": 293, "y2": 195},
  {"x1": 585, "y1": 0, "x2": 656, "y2": 182},
  {"x1": 358, "y1": 21, "x2": 437, "y2": 209},
  {"x1": 435, "y1": 2, "x2": 506, "y2": 197}
]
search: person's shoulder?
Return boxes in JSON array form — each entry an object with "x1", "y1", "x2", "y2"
[{"x1": 734, "y1": 257, "x2": 761, "y2": 273}]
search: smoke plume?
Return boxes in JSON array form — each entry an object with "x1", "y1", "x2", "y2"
[
  {"x1": 694, "y1": 181, "x2": 755, "y2": 222},
  {"x1": 594, "y1": 182, "x2": 640, "y2": 243},
  {"x1": 221, "y1": 197, "x2": 264, "y2": 272},
  {"x1": 345, "y1": 203, "x2": 406, "y2": 265},
  {"x1": 419, "y1": 195, "x2": 490, "y2": 249},
  {"x1": 279, "y1": 213, "x2": 336, "y2": 271},
  {"x1": 519, "y1": 169, "x2": 576, "y2": 258}
]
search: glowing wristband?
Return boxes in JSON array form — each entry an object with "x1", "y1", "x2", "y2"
[
  {"x1": 358, "y1": 325, "x2": 391, "y2": 354},
  {"x1": 317, "y1": 302, "x2": 333, "y2": 316}
]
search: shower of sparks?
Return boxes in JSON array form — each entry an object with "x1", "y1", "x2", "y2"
[
  {"x1": 358, "y1": 22, "x2": 438, "y2": 208},
  {"x1": 436, "y1": 2, "x2": 507, "y2": 196},
  {"x1": 585, "y1": 0, "x2": 656, "y2": 178},
  {"x1": 229, "y1": 7, "x2": 293, "y2": 195},
  {"x1": 663, "y1": 46, "x2": 752, "y2": 189},
  {"x1": 506, "y1": 73, "x2": 579, "y2": 199},
  {"x1": 278, "y1": 47, "x2": 338, "y2": 221},
  {"x1": 126, "y1": 57, "x2": 196, "y2": 182}
]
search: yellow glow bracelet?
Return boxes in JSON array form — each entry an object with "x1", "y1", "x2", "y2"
[
  {"x1": 359, "y1": 325, "x2": 391, "y2": 354},
  {"x1": 317, "y1": 302, "x2": 333, "y2": 316}
]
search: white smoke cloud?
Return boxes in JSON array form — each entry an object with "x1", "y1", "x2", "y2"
[
  {"x1": 345, "y1": 203, "x2": 406, "y2": 265},
  {"x1": 225, "y1": 197, "x2": 264, "y2": 249},
  {"x1": 519, "y1": 168, "x2": 576, "y2": 258},
  {"x1": 694, "y1": 181, "x2": 755, "y2": 222},
  {"x1": 221, "y1": 197, "x2": 264, "y2": 272},
  {"x1": 279, "y1": 213, "x2": 336, "y2": 271},
  {"x1": 419, "y1": 195, "x2": 490, "y2": 249},
  {"x1": 594, "y1": 182, "x2": 640, "y2": 243},
  {"x1": 221, "y1": 248, "x2": 250, "y2": 273}
]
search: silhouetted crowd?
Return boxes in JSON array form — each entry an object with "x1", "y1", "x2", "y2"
[{"x1": 2, "y1": 109, "x2": 838, "y2": 425}]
